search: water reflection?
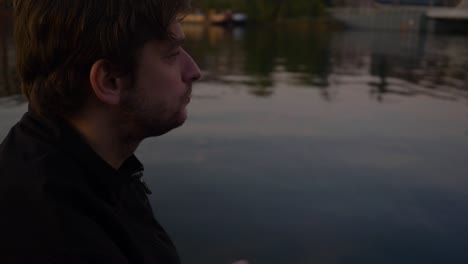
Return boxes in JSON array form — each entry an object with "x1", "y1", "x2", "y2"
[
  {"x1": 1, "y1": 22, "x2": 467, "y2": 104},
  {"x1": 183, "y1": 24, "x2": 468, "y2": 103},
  {"x1": 0, "y1": 8, "x2": 16, "y2": 97}
]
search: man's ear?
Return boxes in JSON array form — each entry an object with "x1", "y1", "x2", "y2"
[{"x1": 89, "y1": 60, "x2": 128, "y2": 105}]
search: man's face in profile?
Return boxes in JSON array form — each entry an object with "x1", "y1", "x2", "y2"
[{"x1": 121, "y1": 21, "x2": 201, "y2": 138}]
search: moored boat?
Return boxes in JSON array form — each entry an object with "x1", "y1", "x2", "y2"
[
  {"x1": 183, "y1": 11, "x2": 206, "y2": 23},
  {"x1": 209, "y1": 10, "x2": 231, "y2": 26}
]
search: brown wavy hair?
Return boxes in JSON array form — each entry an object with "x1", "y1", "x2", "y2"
[{"x1": 13, "y1": 0, "x2": 190, "y2": 117}]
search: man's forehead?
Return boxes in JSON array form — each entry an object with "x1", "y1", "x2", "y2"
[{"x1": 145, "y1": 22, "x2": 185, "y2": 51}]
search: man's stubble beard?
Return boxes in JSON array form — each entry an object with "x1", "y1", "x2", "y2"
[{"x1": 120, "y1": 89, "x2": 187, "y2": 140}]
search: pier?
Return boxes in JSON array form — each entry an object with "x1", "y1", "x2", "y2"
[
  {"x1": 329, "y1": 0, "x2": 468, "y2": 32},
  {"x1": 426, "y1": 0, "x2": 468, "y2": 20}
]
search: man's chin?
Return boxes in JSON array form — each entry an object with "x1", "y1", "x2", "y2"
[
  {"x1": 150, "y1": 111, "x2": 187, "y2": 137},
  {"x1": 179, "y1": 107, "x2": 188, "y2": 123},
  {"x1": 173, "y1": 105, "x2": 188, "y2": 126}
]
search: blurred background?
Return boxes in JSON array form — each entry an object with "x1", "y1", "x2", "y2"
[{"x1": 1, "y1": 0, "x2": 468, "y2": 263}]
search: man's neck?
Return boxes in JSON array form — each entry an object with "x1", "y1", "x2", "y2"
[{"x1": 68, "y1": 112, "x2": 140, "y2": 170}]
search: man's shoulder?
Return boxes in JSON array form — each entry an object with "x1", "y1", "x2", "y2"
[
  {"x1": 0, "y1": 128, "x2": 128, "y2": 263},
  {"x1": 0, "y1": 126, "x2": 83, "y2": 214},
  {"x1": 0, "y1": 122, "x2": 74, "y2": 194},
  {"x1": 0, "y1": 117, "x2": 59, "y2": 167},
  {"x1": 0, "y1": 118, "x2": 95, "y2": 219}
]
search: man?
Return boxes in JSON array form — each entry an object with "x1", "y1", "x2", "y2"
[{"x1": 0, "y1": 0, "x2": 205, "y2": 263}]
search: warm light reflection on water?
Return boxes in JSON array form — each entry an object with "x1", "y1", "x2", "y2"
[{"x1": 1, "y1": 23, "x2": 468, "y2": 264}]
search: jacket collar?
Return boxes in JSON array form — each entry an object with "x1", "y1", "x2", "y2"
[{"x1": 22, "y1": 111, "x2": 144, "y2": 193}]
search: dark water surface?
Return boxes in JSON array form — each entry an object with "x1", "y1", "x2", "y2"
[{"x1": 1, "y1": 23, "x2": 468, "y2": 264}]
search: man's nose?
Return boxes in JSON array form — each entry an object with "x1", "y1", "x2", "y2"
[{"x1": 182, "y1": 50, "x2": 201, "y2": 83}]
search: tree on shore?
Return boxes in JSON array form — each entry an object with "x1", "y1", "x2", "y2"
[{"x1": 193, "y1": 0, "x2": 326, "y2": 21}]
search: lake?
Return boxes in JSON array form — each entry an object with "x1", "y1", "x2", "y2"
[{"x1": 1, "y1": 23, "x2": 468, "y2": 264}]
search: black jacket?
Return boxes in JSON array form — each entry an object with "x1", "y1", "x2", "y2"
[{"x1": 0, "y1": 112, "x2": 180, "y2": 264}]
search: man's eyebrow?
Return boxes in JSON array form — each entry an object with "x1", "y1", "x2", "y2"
[{"x1": 169, "y1": 37, "x2": 185, "y2": 49}]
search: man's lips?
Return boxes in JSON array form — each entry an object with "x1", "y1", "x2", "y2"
[
  {"x1": 185, "y1": 95, "x2": 191, "y2": 104},
  {"x1": 183, "y1": 87, "x2": 192, "y2": 104}
]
